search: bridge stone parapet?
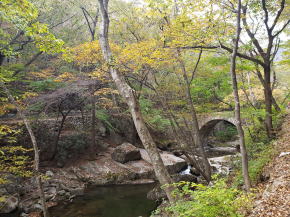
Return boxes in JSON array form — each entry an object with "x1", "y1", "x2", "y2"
[{"x1": 198, "y1": 111, "x2": 237, "y2": 128}]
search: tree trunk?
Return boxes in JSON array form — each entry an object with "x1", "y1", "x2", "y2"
[
  {"x1": 263, "y1": 65, "x2": 274, "y2": 138},
  {"x1": 97, "y1": 0, "x2": 175, "y2": 202},
  {"x1": 1, "y1": 81, "x2": 50, "y2": 217},
  {"x1": 51, "y1": 111, "x2": 68, "y2": 160},
  {"x1": 91, "y1": 89, "x2": 97, "y2": 156},
  {"x1": 247, "y1": 71, "x2": 259, "y2": 108},
  {"x1": 230, "y1": 0, "x2": 251, "y2": 191},
  {"x1": 255, "y1": 66, "x2": 280, "y2": 113},
  {"x1": 0, "y1": 53, "x2": 5, "y2": 65},
  {"x1": 176, "y1": 50, "x2": 211, "y2": 182}
]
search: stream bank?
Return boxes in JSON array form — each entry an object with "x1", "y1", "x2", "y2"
[
  {"x1": 0, "y1": 144, "x2": 188, "y2": 216},
  {"x1": 0, "y1": 142, "x2": 238, "y2": 217}
]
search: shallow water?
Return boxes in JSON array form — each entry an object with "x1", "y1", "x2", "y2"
[{"x1": 49, "y1": 184, "x2": 157, "y2": 217}]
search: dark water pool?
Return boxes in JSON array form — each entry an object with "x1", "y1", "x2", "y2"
[{"x1": 49, "y1": 184, "x2": 157, "y2": 217}]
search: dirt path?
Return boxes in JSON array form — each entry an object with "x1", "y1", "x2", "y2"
[{"x1": 249, "y1": 113, "x2": 290, "y2": 217}]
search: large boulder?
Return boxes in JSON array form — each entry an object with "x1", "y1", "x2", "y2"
[
  {"x1": 140, "y1": 149, "x2": 187, "y2": 174},
  {"x1": 111, "y1": 143, "x2": 141, "y2": 163},
  {"x1": 125, "y1": 160, "x2": 155, "y2": 179},
  {"x1": 0, "y1": 196, "x2": 19, "y2": 214}
]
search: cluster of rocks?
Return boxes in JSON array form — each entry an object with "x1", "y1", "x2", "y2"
[
  {"x1": 110, "y1": 143, "x2": 188, "y2": 180},
  {"x1": 0, "y1": 171, "x2": 85, "y2": 216}
]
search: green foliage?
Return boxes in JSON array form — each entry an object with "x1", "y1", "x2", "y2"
[
  {"x1": 214, "y1": 125, "x2": 238, "y2": 142},
  {"x1": 95, "y1": 109, "x2": 116, "y2": 131},
  {"x1": 0, "y1": 0, "x2": 37, "y2": 55},
  {"x1": 25, "y1": 22, "x2": 64, "y2": 54},
  {"x1": 0, "y1": 0, "x2": 64, "y2": 57},
  {"x1": 29, "y1": 78, "x2": 61, "y2": 92},
  {"x1": 234, "y1": 142, "x2": 275, "y2": 186},
  {"x1": 242, "y1": 107, "x2": 269, "y2": 144},
  {"x1": 233, "y1": 109, "x2": 285, "y2": 186},
  {"x1": 27, "y1": 101, "x2": 46, "y2": 113},
  {"x1": 272, "y1": 107, "x2": 287, "y2": 130},
  {"x1": 155, "y1": 179, "x2": 253, "y2": 217},
  {"x1": 248, "y1": 146, "x2": 275, "y2": 184},
  {"x1": 190, "y1": 67, "x2": 232, "y2": 112},
  {"x1": 242, "y1": 107, "x2": 286, "y2": 145},
  {"x1": 139, "y1": 97, "x2": 170, "y2": 131}
]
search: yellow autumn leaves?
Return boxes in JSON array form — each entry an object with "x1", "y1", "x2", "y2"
[{"x1": 63, "y1": 39, "x2": 175, "y2": 75}]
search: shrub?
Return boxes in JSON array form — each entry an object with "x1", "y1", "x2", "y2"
[
  {"x1": 57, "y1": 133, "x2": 89, "y2": 161},
  {"x1": 234, "y1": 143, "x2": 276, "y2": 186},
  {"x1": 154, "y1": 179, "x2": 253, "y2": 217},
  {"x1": 139, "y1": 97, "x2": 170, "y2": 131},
  {"x1": 95, "y1": 109, "x2": 117, "y2": 131}
]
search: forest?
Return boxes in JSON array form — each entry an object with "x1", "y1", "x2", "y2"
[{"x1": 0, "y1": 0, "x2": 289, "y2": 217}]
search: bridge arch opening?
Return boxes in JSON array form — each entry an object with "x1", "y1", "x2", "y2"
[{"x1": 200, "y1": 119, "x2": 239, "y2": 149}]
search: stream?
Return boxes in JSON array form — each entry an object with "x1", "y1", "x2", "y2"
[{"x1": 49, "y1": 183, "x2": 157, "y2": 217}]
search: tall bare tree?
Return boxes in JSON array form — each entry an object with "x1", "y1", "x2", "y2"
[
  {"x1": 230, "y1": 0, "x2": 251, "y2": 191},
  {"x1": 223, "y1": 0, "x2": 289, "y2": 138},
  {"x1": 97, "y1": 0, "x2": 176, "y2": 202}
]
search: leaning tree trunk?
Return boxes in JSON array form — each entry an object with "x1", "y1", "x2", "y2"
[
  {"x1": 176, "y1": 50, "x2": 211, "y2": 182},
  {"x1": 1, "y1": 81, "x2": 50, "y2": 217},
  {"x1": 97, "y1": 0, "x2": 175, "y2": 202},
  {"x1": 230, "y1": 0, "x2": 251, "y2": 191}
]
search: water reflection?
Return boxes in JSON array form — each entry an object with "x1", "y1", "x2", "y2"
[{"x1": 50, "y1": 184, "x2": 157, "y2": 217}]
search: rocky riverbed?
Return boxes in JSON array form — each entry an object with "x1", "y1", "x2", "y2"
[
  {"x1": 0, "y1": 141, "x2": 238, "y2": 216},
  {"x1": 0, "y1": 143, "x2": 188, "y2": 216}
]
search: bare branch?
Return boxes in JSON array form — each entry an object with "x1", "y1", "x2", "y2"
[
  {"x1": 270, "y1": 0, "x2": 286, "y2": 31},
  {"x1": 13, "y1": 51, "x2": 43, "y2": 76},
  {"x1": 273, "y1": 19, "x2": 290, "y2": 38},
  {"x1": 190, "y1": 49, "x2": 202, "y2": 83},
  {"x1": 49, "y1": 14, "x2": 77, "y2": 29},
  {"x1": 241, "y1": 5, "x2": 266, "y2": 59},
  {"x1": 261, "y1": 0, "x2": 270, "y2": 32}
]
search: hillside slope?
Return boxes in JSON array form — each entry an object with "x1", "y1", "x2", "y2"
[{"x1": 249, "y1": 112, "x2": 290, "y2": 217}]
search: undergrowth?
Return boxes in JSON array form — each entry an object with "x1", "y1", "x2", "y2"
[{"x1": 153, "y1": 179, "x2": 253, "y2": 217}]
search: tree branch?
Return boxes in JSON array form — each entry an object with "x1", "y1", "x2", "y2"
[
  {"x1": 273, "y1": 19, "x2": 290, "y2": 38},
  {"x1": 270, "y1": 0, "x2": 286, "y2": 31},
  {"x1": 13, "y1": 52, "x2": 43, "y2": 76},
  {"x1": 261, "y1": 0, "x2": 270, "y2": 32},
  {"x1": 241, "y1": 5, "x2": 266, "y2": 59},
  {"x1": 190, "y1": 49, "x2": 202, "y2": 83}
]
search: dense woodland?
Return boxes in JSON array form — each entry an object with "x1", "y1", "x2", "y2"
[{"x1": 0, "y1": 0, "x2": 289, "y2": 217}]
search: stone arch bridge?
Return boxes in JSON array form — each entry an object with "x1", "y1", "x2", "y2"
[{"x1": 197, "y1": 111, "x2": 239, "y2": 143}]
